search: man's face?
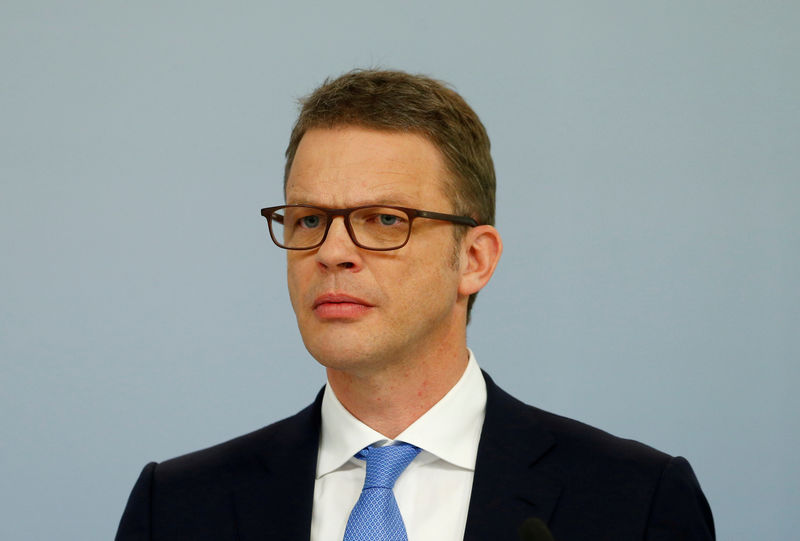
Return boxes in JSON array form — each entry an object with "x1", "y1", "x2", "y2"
[{"x1": 285, "y1": 126, "x2": 467, "y2": 374}]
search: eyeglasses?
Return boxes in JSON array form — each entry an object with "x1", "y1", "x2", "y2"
[{"x1": 260, "y1": 204, "x2": 478, "y2": 251}]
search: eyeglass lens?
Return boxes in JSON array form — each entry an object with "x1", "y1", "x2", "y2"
[{"x1": 270, "y1": 206, "x2": 411, "y2": 249}]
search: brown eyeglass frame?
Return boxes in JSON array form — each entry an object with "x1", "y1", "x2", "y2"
[{"x1": 260, "y1": 204, "x2": 479, "y2": 251}]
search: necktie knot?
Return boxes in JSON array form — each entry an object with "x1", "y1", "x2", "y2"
[
  {"x1": 357, "y1": 443, "x2": 421, "y2": 489},
  {"x1": 343, "y1": 442, "x2": 421, "y2": 540}
]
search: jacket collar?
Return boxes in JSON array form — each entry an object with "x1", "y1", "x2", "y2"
[
  {"x1": 233, "y1": 389, "x2": 324, "y2": 541},
  {"x1": 464, "y1": 372, "x2": 563, "y2": 540}
]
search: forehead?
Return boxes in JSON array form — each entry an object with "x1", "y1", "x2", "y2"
[{"x1": 285, "y1": 127, "x2": 451, "y2": 207}]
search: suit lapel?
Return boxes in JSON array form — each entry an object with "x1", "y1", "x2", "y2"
[
  {"x1": 464, "y1": 373, "x2": 564, "y2": 541},
  {"x1": 234, "y1": 390, "x2": 323, "y2": 541}
]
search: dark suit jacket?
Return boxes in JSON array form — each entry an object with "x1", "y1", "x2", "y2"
[{"x1": 115, "y1": 373, "x2": 714, "y2": 540}]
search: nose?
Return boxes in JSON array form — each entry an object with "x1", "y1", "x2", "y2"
[{"x1": 314, "y1": 216, "x2": 362, "y2": 271}]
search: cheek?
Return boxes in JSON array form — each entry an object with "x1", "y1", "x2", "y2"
[
  {"x1": 286, "y1": 258, "x2": 307, "y2": 310},
  {"x1": 390, "y1": 257, "x2": 459, "y2": 310}
]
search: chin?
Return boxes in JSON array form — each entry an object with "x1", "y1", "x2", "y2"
[
  {"x1": 302, "y1": 333, "x2": 398, "y2": 375},
  {"x1": 302, "y1": 333, "x2": 367, "y2": 367},
  {"x1": 297, "y1": 313, "x2": 368, "y2": 357}
]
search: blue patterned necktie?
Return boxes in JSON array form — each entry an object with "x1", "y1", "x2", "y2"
[{"x1": 343, "y1": 443, "x2": 421, "y2": 541}]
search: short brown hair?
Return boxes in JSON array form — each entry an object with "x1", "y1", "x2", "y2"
[{"x1": 284, "y1": 69, "x2": 496, "y2": 320}]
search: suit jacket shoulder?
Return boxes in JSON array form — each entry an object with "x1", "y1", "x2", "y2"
[
  {"x1": 465, "y1": 373, "x2": 715, "y2": 540},
  {"x1": 115, "y1": 391, "x2": 323, "y2": 541}
]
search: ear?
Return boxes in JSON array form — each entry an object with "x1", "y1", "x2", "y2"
[{"x1": 458, "y1": 225, "x2": 503, "y2": 297}]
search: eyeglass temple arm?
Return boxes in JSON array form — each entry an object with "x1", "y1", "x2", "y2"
[{"x1": 415, "y1": 210, "x2": 478, "y2": 227}]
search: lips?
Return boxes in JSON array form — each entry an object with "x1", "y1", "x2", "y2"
[{"x1": 312, "y1": 293, "x2": 374, "y2": 319}]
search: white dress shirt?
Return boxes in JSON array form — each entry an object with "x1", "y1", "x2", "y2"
[{"x1": 310, "y1": 350, "x2": 487, "y2": 541}]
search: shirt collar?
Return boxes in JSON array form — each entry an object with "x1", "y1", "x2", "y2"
[{"x1": 316, "y1": 349, "x2": 487, "y2": 478}]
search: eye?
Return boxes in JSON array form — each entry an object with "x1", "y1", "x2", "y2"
[
  {"x1": 298, "y1": 215, "x2": 322, "y2": 229},
  {"x1": 352, "y1": 207, "x2": 408, "y2": 229},
  {"x1": 378, "y1": 214, "x2": 400, "y2": 226}
]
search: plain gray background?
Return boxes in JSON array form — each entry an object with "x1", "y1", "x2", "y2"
[{"x1": 1, "y1": 1, "x2": 798, "y2": 539}]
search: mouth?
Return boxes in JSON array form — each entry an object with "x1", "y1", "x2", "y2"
[{"x1": 312, "y1": 293, "x2": 374, "y2": 319}]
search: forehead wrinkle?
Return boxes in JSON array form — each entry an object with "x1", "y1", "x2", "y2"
[{"x1": 287, "y1": 176, "x2": 438, "y2": 207}]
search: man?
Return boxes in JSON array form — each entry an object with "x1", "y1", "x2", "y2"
[{"x1": 116, "y1": 69, "x2": 715, "y2": 540}]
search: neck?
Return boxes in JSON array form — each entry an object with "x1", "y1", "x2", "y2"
[{"x1": 326, "y1": 338, "x2": 469, "y2": 439}]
